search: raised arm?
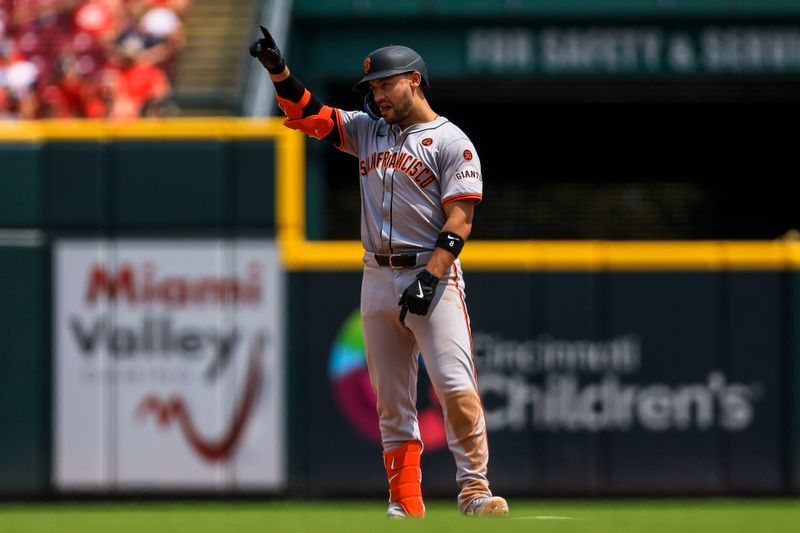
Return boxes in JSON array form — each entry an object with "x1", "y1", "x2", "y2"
[{"x1": 249, "y1": 26, "x2": 344, "y2": 146}]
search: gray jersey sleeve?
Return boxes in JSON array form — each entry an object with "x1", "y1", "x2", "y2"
[
  {"x1": 335, "y1": 108, "x2": 376, "y2": 158},
  {"x1": 437, "y1": 137, "x2": 483, "y2": 206}
]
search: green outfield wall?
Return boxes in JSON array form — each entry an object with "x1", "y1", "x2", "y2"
[
  {"x1": 291, "y1": 269, "x2": 793, "y2": 497},
  {"x1": 0, "y1": 121, "x2": 281, "y2": 495},
  {"x1": 0, "y1": 136, "x2": 276, "y2": 231},
  {"x1": 1, "y1": 121, "x2": 799, "y2": 497},
  {"x1": 793, "y1": 272, "x2": 800, "y2": 493},
  {"x1": 0, "y1": 239, "x2": 49, "y2": 494}
]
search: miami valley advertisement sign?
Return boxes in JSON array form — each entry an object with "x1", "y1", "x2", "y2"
[{"x1": 53, "y1": 239, "x2": 285, "y2": 491}]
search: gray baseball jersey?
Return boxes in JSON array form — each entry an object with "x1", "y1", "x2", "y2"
[
  {"x1": 335, "y1": 111, "x2": 483, "y2": 253},
  {"x1": 333, "y1": 109, "x2": 494, "y2": 512}
]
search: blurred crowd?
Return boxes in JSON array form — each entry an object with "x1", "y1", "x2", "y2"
[{"x1": 0, "y1": 0, "x2": 189, "y2": 119}]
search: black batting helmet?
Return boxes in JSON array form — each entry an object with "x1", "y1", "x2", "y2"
[{"x1": 353, "y1": 45, "x2": 429, "y2": 92}]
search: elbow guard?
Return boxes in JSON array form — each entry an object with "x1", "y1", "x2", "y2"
[{"x1": 276, "y1": 89, "x2": 335, "y2": 140}]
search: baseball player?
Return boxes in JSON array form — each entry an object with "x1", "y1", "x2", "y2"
[{"x1": 250, "y1": 26, "x2": 507, "y2": 518}]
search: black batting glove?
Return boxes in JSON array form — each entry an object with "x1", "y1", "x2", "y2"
[
  {"x1": 398, "y1": 270, "x2": 440, "y2": 320},
  {"x1": 249, "y1": 25, "x2": 286, "y2": 73}
]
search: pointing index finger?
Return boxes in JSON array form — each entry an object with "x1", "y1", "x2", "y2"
[{"x1": 259, "y1": 25, "x2": 277, "y2": 48}]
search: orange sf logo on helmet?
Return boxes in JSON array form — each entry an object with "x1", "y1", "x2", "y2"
[{"x1": 363, "y1": 57, "x2": 371, "y2": 74}]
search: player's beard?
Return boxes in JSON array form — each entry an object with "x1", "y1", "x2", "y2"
[{"x1": 383, "y1": 92, "x2": 413, "y2": 125}]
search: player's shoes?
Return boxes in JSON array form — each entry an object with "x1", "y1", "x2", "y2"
[
  {"x1": 386, "y1": 502, "x2": 408, "y2": 519},
  {"x1": 464, "y1": 496, "x2": 509, "y2": 517}
]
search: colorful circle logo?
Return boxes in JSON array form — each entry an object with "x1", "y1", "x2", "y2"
[{"x1": 328, "y1": 309, "x2": 447, "y2": 450}]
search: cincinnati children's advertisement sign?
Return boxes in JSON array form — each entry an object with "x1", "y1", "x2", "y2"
[
  {"x1": 53, "y1": 239, "x2": 285, "y2": 490},
  {"x1": 328, "y1": 313, "x2": 762, "y2": 442},
  {"x1": 472, "y1": 333, "x2": 761, "y2": 433}
]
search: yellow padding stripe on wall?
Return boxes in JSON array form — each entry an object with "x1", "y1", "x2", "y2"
[
  {"x1": 0, "y1": 118, "x2": 289, "y2": 141},
  {"x1": 6, "y1": 119, "x2": 799, "y2": 271},
  {"x1": 280, "y1": 239, "x2": 800, "y2": 271}
]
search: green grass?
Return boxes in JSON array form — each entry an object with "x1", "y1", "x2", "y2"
[{"x1": 1, "y1": 499, "x2": 799, "y2": 533}]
